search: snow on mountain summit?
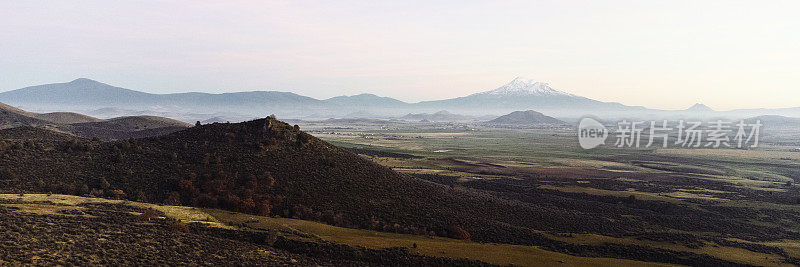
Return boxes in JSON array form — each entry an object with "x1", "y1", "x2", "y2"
[{"x1": 474, "y1": 77, "x2": 575, "y2": 97}]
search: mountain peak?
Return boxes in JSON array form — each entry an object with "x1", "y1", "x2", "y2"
[
  {"x1": 354, "y1": 93, "x2": 378, "y2": 97},
  {"x1": 686, "y1": 103, "x2": 714, "y2": 112},
  {"x1": 475, "y1": 77, "x2": 575, "y2": 97},
  {"x1": 325, "y1": 93, "x2": 407, "y2": 106},
  {"x1": 68, "y1": 78, "x2": 100, "y2": 84}
]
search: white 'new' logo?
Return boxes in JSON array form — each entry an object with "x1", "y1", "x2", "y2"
[{"x1": 578, "y1": 117, "x2": 608, "y2": 149}]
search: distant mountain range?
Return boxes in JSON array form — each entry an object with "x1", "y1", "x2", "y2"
[
  {"x1": 1, "y1": 77, "x2": 798, "y2": 122},
  {"x1": 0, "y1": 78, "x2": 326, "y2": 118}
]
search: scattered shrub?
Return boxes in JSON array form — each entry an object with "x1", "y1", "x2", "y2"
[
  {"x1": 449, "y1": 225, "x2": 470, "y2": 240},
  {"x1": 90, "y1": 189, "x2": 104, "y2": 197},
  {"x1": 291, "y1": 204, "x2": 314, "y2": 220},
  {"x1": 263, "y1": 171, "x2": 275, "y2": 189},
  {"x1": 239, "y1": 197, "x2": 256, "y2": 213},
  {"x1": 168, "y1": 220, "x2": 189, "y2": 233},
  {"x1": 222, "y1": 194, "x2": 242, "y2": 211},
  {"x1": 135, "y1": 190, "x2": 148, "y2": 202},
  {"x1": 297, "y1": 132, "x2": 311, "y2": 146},
  {"x1": 164, "y1": 192, "x2": 182, "y2": 205},
  {"x1": 196, "y1": 193, "x2": 218, "y2": 207},
  {"x1": 0, "y1": 169, "x2": 16, "y2": 181},
  {"x1": 322, "y1": 210, "x2": 344, "y2": 226},
  {"x1": 99, "y1": 177, "x2": 110, "y2": 190},
  {"x1": 77, "y1": 184, "x2": 90, "y2": 196},
  {"x1": 263, "y1": 230, "x2": 278, "y2": 246},
  {"x1": 254, "y1": 200, "x2": 271, "y2": 216},
  {"x1": 109, "y1": 189, "x2": 126, "y2": 199},
  {"x1": 137, "y1": 208, "x2": 161, "y2": 222},
  {"x1": 178, "y1": 179, "x2": 195, "y2": 195}
]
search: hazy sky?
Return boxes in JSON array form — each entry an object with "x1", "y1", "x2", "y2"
[{"x1": 1, "y1": 0, "x2": 798, "y2": 110}]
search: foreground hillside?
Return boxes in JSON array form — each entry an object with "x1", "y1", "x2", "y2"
[
  {"x1": 3, "y1": 194, "x2": 681, "y2": 266},
  {"x1": 3, "y1": 118, "x2": 505, "y2": 240},
  {"x1": 0, "y1": 194, "x2": 485, "y2": 266},
  {"x1": 0, "y1": 117, "x2": 771, "y2": 265}
]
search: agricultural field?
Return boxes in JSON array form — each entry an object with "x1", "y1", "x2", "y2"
[{"x1": 297, "y1": 120, "x2": 800, "y2": 266}]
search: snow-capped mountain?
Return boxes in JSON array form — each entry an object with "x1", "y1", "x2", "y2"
[
  {"x1": 413, "y1": 77, "x2": 625, "y2": 117},
  {"x1": 472, "y1": 77, "x2": 575, "y2": 97}
]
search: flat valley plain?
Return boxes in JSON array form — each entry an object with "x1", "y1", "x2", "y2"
[{"x1": 295, "y1": 119, "x2": 800, "y2": 266}]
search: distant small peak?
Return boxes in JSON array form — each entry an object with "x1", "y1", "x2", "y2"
[
  {"x1": 350, "y1": 93, "x2": 380, "y2": 98},
  {"x1": 69, "y1": 78, "x2": 98, "y2": 84},
  {"x1": 687, "y1": 103, "x2": 714, "y2": 112}
]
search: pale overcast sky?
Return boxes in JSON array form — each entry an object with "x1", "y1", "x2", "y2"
[{"x1": 1, "y1": 0, "x2": 798, "y2": 110}]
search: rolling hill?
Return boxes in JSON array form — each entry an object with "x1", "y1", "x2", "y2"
[
  {"x1": 0, "y1": 110, "x2": 51, "y2": 129},
  {"x1": 0, "y1": 102, "x2": 53, "y2": 129},
  {"x1": 487, "y1": 110, "x2": 565, "y2": 125},
  {"x1": 0, "y1": 102, "x2": 34, "y2": 116},
  {"x1": 33, "y1": 112, "x2": 104, "y2": 124},
  {"x1": 0, "y1": 102, "x2": 190, "y2": 140},
  {"x1": 82, "y1": 116, "x2": 191, "y2": 130},
  {"x1": 67, "y1": 116, "x2": 191, "y2": 140}
]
